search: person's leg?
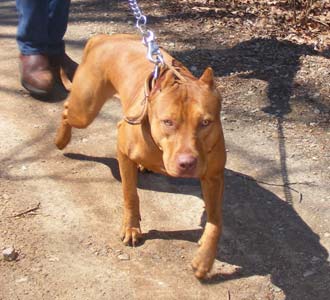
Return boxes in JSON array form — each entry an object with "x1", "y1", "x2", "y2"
[
  {"x1": 48, "y1": 0, "x2": 77, "y2": 82},
  {"x1": 16, "y1": 0, "x2": 54, "y2": 96},
  {"x1": 48, "y1": 0, "x2": 71, "y2": 55},
  {"x1": 16, "y1": 0, "x2": 48, "y2": 55}
]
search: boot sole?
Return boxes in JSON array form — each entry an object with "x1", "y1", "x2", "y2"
[{"x1": 21, "y1": 80, "x2": 52, "y2": 97}]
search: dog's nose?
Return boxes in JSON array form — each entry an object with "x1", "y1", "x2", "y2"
[{"x1": 177, "y1": 154, "x2": 197, "y2": 172}]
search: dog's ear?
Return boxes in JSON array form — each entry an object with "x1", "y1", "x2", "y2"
[
  {"x1": 160, "y1": 69, "x2": 176, "y2": 90},
  {"x1": 199, "y1": 67, "x2": 214, "y2": 88},
  {"x1": 149, "y1": 68, "x2": 176, "y2": 96}
]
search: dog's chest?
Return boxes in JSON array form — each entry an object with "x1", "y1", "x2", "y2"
[
  {"x1": 118, "y1": 122, "x2": 167, "y2": 175},
  {"x1": 130, "y1": 144, "x2": 167, "y2": 175}
]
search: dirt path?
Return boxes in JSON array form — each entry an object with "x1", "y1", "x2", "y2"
[{"x1": 1, "y1": 1, "x2": 329, "y2": 299}]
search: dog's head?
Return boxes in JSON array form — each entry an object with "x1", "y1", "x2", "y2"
[
  {"x1": 124, "y1": 64, "x2": 223, "y2": 178},
  {"x1": 145, "y1": 66, "x2": 223, "y2": 178}
]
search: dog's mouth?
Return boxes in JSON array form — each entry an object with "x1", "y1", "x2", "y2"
[
  {"x1": 166, "y1": 169, "x2": 199, "y2": 179},
  {"x1": 176, "y1": 172, "x2": 199, "y2": 179}
]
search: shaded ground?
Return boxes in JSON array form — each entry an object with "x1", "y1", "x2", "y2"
[{"x1": 1, "y1": 1, "x2": 329, "y2": 299}]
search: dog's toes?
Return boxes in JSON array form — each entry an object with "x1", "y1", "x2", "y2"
[
  {"x1": 191, "y1": 248, "x2": 215, "y2": 279},
  {"x1": 191, "y1": 258, "x2": 209, "y2": 279},
  {"x1": 121, "y1": 227, "x2": 142, "y2": 247}
]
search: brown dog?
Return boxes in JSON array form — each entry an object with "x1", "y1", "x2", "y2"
[{"x1": 55, "y1": 34, "x2": 226, "y2": 279}]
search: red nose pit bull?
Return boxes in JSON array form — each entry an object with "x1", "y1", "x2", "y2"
[{"x1": 55, "y1": 34, "x2": 226, "y2": 279}]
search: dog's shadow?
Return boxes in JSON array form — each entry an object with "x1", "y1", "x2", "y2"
[{"x1": 65, "y1": 153, "x2": 329, "y2": 298}]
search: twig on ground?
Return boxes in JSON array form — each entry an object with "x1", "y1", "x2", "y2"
[
  {"x1": 9, "y1": 202, "x2": 41, "y2": 218},
  {"x1": 227, "y1": 289, "x2": 231, "y2": 300},
  {"x1": 233, "y1": 173, "x2": 305, "y2": 203},
  {"x1": 310, "y1": 17, "x2": 330, "y2": 28}
]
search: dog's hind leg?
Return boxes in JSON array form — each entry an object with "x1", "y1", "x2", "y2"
[
  {"x1": 55, "y1": 60, "x2": 116, "y2": 150},
  {"x1": 55, "y1": 100, "x2": 72, "y2": 149}
]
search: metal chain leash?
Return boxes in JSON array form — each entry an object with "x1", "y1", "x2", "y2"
[{"x1": 128, "y1": 0, "x2": 165, "y2": 79}]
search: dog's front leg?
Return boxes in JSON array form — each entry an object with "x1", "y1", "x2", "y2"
[
  {"x1": 117, "y1": 149, "x2": 142, "y2": 246},
  {"x1": 192, "y1": 172, "x2": 224, "y2": 279}
]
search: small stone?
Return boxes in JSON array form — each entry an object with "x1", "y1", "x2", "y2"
[
  {"x1": 272, "y1": 285, "x2": 282, "y2": 293},
  {"x1": 2, "y1": 247, "x2": 18, "y2": 261},
  {"x1": 314, "y1": 108, "x2": 321, "y2": 114},
  {"x1": 82, "y1": 138, "x2": 88, "y2": 143},
  {"x1": 15, "y1": 277, "x2": 28, "y2": 283},
  {"x1": 190, "y1": 66, "x2": 198, "y2": 72},
  {"x1": 48, "y1": 255, "x2": 59, "y2": 262},
  {"x1": 324, "y1": 232, "x2": 330, "y2": 238},
  {"x1": 311, "y1": 93, "x2": 320, "y2": 100},
  {"x1": 303, "y1": 269, "x2": 316, "y2": 277},
  {"x1": 117, "y1": 253, "x2": 130, "y2": 261},
  {"x1": 311, "y1": 256, "x2": 321, "y2": 264},
  {"x1": 3, "y1": 194, "x2": 10, "y2": 200},
  {"x1": 21, "y1": 165, "x2": 27, "y2": 171}
]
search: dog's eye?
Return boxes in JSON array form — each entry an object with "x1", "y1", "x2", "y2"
[
  {"x1": 163, "y1": 120, "x2": 174, "y2": 127},
  {"x1": 201, "y1": 119, "x2": 211, "y2": 127}
]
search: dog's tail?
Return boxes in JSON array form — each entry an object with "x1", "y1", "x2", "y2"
[{"x1": 60, "y1": 68, "x2": 73, "y2": 92}]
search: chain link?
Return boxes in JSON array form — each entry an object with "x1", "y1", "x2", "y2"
[{"x1": 128, "y1": 0, "x2": 164, "y2": 78}]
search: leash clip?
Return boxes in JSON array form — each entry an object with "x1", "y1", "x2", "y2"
[
  {"x1": 143, "y1": 31, "x2": 164, "y2": 65},
  {"x1": 128, "y1": 0, "x2": 165, "y2": 80},
  {"x1": 143, "y1": 31, "x2": 164, "y2": 79}
]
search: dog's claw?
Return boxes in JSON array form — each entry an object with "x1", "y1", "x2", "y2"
[{"x1": 121, "y1": 227, "x2": 142, "y2": 247}]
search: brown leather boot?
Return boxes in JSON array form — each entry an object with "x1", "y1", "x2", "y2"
[{"x1": 19, "y1": 54, "x2": 54, "y2": 96}]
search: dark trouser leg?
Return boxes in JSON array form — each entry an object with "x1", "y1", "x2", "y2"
[
  {"x1": 16, "y1": 0, "x2": 49, "y2": 55},
  {"x1": 48, "y1": 0, "x2": 71, "y2": 55}
]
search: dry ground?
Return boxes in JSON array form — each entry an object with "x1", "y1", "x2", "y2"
[{"x1": 1, "y1": 1, "x2": 330, "y2": 299}]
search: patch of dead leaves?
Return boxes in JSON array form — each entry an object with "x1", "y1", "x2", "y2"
[{"x1": 171, "y1": 0, "x2": 330, "y2": 51}]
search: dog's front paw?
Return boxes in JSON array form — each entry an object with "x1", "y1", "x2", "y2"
[
  {"x1": 120, "y1": 226, "x2": 142, "y2": 247},
  {"x1": 191, "y1": 247, "x2": 216, "y2": 279}
]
